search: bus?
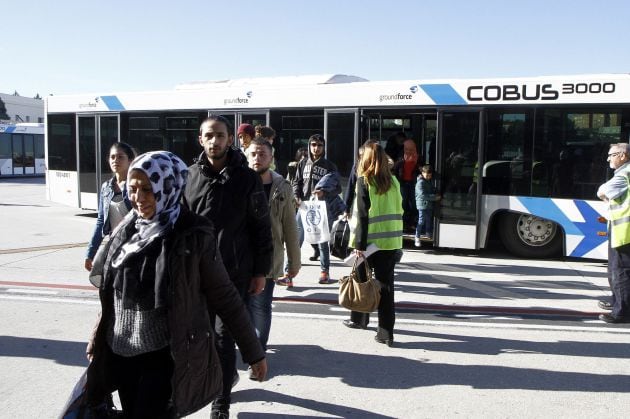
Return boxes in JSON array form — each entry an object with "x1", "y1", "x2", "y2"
[
  {"x1": 45, "y1": 73, "x2": 629, "y2": 260},
  {"x1": 0, "y1": 122, "x2": 45, "y2": 177}
]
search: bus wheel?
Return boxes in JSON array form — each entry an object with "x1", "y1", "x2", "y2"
[{"x1": 498, "y1": 212, "x2": 563, "y2": 258}]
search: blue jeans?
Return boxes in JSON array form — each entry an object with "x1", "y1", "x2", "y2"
[
  {"x1": 294, "y1": 211, "x2": 330, "y2": 273},
  {"x1": 416, "y1": 207, "x2": 433, "y2": 237},
  {"x1": 245, "y1": 278, "x2": 275, "y2": 351}
]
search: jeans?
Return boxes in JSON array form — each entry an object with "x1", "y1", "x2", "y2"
[
  {"x1": 245, "y1": 278, "x2": 275, "y2": 351},
  {"x1": 294, "y1": 211, "x2": 330, "y2": 273},
  {"x1": 416, "y1": 207, "x2": 433, "y2": 237}
]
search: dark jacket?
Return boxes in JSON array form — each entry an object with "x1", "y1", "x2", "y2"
[
  {"x1": 314, "y1": 172, "x2": 346, "y2": 223},
  {"x1": 292, "y1": 155, "x2": 339, "y2": 202},
  {"x1": 415, "y1": 176, "x2": 438, "y2": 210},
  {"x1": 86, "y1": 177, "x2": 132, "y2": 260},
  {"x1": 87, "y1": 207, "x2": 264, "y2": 417},
  {"x1": 183, "y1": 149, "x2": 273, "y2": 285}
]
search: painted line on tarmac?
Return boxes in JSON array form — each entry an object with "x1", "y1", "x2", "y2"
[
  {"x1": 273, "y1": 296, "x2": 603, "y2": 318},
  {"x1": 0, "y1": 295, "x2": 99, "y2": 305},
  {"x1": 271, "y1": 311, "x2": 630, "y2": 334},
  {"x1": 6, "y1": 288, "x2": 58, "y2": 295},
  {"x1": 0, "y1": 243, "x2": 88, "y2": 255},
  {"x1": 0, "y1": 280, "x2": 96, "y2": 291}
]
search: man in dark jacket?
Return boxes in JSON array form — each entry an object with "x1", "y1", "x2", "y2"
[
  {"x1": 183, "y1": 115, "x2": 273, "y2": 419},
  {"x1": 292, "y1": 134, "x2": 339, "y2": 284}
]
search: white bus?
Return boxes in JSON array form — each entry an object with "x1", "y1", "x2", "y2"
[
  {"x1": 45, "y1": 73, "x2": 629, "y2": 259},
  {"x1": 0, "y1": 122, "x2": 45, "y2": 177}
]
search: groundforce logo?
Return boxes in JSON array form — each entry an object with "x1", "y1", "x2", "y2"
[
  {"x1": 379, "y1": 92, "x2": 414, "y2": 102},
  {"x1": 224, "y1": 97, "x2": 249, "y2": 105}
]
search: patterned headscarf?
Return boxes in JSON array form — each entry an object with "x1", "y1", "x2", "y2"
[{"x1": 111, "y1": 151, "x2": 188, "y2": 268}]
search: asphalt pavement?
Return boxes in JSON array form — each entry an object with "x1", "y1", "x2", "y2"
[{"x1": 1, "y1": 177, "x2": 629, "y2": 418}]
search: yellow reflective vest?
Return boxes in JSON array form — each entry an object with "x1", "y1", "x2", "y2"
[
  {"x1": 610, "y1": 169, "x2": 630, "y2": 248},
  {"x1": 350, "y1": 177, "x2": 403, "y2": 250}
]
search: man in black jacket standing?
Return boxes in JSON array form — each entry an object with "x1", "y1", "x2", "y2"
[{"x1": 183, "y1": 115, "x2": 273, "y2": 419}]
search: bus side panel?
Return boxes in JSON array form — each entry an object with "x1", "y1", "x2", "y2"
[
  {"x1": 35, "y1": 158, "x2": 46, "y2": 174},
  {"x1": 481, "y1": 195, "x2": 608, "y2": 260},
  {"x1": 0, "y1": 159, "x2": 12, "y2": 176},
  {"x1": 47, "y1": 170, "x2": 79, "y2": 208}
]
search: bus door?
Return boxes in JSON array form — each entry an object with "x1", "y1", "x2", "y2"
[
  {"x1": 324, "y1": 108, "x2": 359, "y2": 179},
  {"x1": 77, "y1": 114, "x2": 119, "y2": 209},
  {"x1": 435, "y1": 110, "x2": 483, "y2": 249}
]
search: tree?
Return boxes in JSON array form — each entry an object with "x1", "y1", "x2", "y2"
[
  {"x1": 12, "y1": 90, "x2": 19, "y2": 96},
  {"x1": 34, "y1": 93, "x2": 42, "y2": 100},
  {"x1": 0, "y1": 96, "x2": 9, "y2": 120}
]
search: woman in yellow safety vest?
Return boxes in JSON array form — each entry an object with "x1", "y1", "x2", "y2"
[{"x1": 343, "y1": 142, "x2": 403, "y2": 346}]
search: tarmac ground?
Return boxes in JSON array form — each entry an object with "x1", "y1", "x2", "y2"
[{"x1": 1, "y1": 177, "x2": 628, "y2": 418}]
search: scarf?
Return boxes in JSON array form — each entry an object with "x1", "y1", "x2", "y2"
[{"x1": 107, "y1": 151, "x2": 188, "y2": 309}]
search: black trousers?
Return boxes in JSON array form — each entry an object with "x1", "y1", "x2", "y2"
[
  {"x1": 212, "y1": 280, "x2": 248, "y2": 411},
  {"x1": 108, "y1": 345, "x2": 174, "y2": 419},
  {"x1": 350, "y1": 250, "x2": 398, "y2": 340},
  {"x1": 609, "y1": 242, "x2": 630, "y2": 318}
]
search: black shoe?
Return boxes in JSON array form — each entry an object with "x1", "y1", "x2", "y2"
[
  {"x1": 374, "y1": 335, "x2": 393, "y2": 347},
  {"x1": 599, "y1": 313, "x2": 628, "y2": 324},
  {"x1": 342, "y1": 319, "x2": 367, "y2": 329},
  {"x1": 598, "y1": 300, "x2": 613, "y2": 310},
  {"x1": 309, "y1": 254, "x2": 320, "y2": 261},
  {"x1": 211, "y1": 409, "x2": 229, "y2": 419}
]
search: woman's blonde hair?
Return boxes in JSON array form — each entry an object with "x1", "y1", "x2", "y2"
[{"x1": 358, "y1": 142, "x2": 392, "y2": 194}]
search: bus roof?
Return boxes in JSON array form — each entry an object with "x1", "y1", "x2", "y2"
[{"x1": 46, "y1": 72, "x2": 630, "y2": 113}]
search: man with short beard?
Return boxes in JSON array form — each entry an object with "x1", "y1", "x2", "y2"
[
  {"x1": 183, "y1": 115, "x2": 272, "y2": 418},
  {"x1": 245, "y1": 137, "x2": 300, "y2": 357}
]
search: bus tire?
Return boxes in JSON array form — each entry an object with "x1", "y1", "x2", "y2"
[{"x1": 498, "y1": 212, "x2": 563, "y2": 258}]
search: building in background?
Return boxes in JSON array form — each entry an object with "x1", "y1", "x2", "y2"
[{"x1": 0, "y1": 93, "x2": 44, "y2": 123}]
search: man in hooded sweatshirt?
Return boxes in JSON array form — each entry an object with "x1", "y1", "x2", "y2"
[{"x1": 289, "y1": 134, "x2": 339, "y2": 284}]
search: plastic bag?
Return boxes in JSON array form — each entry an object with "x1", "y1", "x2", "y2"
[{"x1": 300, "y1": 200, "x2": 330, "y2": 244}]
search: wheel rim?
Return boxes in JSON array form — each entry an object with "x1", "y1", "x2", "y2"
[{"x1": 515, "y1": 214, "x2": 557, "y2": 247}]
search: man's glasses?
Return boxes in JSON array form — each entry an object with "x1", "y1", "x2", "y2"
[
  {"x1": 310, "y1": 143, "x2": 324, "y2": 148},
  {"x1": 608, "y1": 152, "x2": 623, "y2": 158}
]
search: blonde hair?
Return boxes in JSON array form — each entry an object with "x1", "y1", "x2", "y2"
[{"x1": 358, "y1": 142, "x2": 392, "y2": 194}]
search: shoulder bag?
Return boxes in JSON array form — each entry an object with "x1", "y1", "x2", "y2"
[{"x1": 338, "y1": 258, "x2": 381, "y2": 313}]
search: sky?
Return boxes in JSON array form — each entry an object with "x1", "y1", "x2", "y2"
[{"x1": 3, "y1": 0, "x2": 629, "y2": 97}]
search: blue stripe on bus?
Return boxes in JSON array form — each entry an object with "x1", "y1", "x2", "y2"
[
  {"x1": 5, "y1": 126, "x2": 16, "y2": 133},
  {"x1": 516, "y1": 197, "x2": 607, "y2": 257},
  {"x1": 419, "y1": 84, "x2": 467, "y2": 105},
  {"x1": 100, "y1": 96, "x2": 125, "y2": 111},
  {"x1": 570, "y1": 200, "x2": 608, "y2": 257}
]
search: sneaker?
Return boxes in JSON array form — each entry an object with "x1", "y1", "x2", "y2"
[
  {"x1": 276, "y1": 275, "x2": 293, "y2": 288},
  {"x1": 414, "y1": 237, "x2": 421, "y2": 247},
  {"x1": 319, "y1": 272, "x2": 332, "y2": 284}
]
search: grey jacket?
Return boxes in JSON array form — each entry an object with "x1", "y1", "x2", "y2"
[{"x1": 268, "y1": 171, "x2": 301, "y2": 278}]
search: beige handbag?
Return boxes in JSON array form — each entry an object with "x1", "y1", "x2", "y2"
[{"x1": 338, "y1": 258, "x2": 381, "y2": 313}]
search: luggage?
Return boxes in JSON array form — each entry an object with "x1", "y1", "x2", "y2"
[{"x1": 330, "y1": 217, "x2": 351, "y2": 259}]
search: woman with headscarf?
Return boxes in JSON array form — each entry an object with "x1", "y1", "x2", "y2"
[
  {"x1": 85, "y1": 151, "x2": 267, "y2": 418},
  {"x1": 342, "y1": 142, "x2": 403, "y2": 347}
]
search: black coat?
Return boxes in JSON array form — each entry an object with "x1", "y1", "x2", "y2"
[
  {"x1": 183, "y1": 149, "x2": 273, "y2": 285},
  {"x1": 87, "y1": 207, "x2": 264, "y2": 417}
]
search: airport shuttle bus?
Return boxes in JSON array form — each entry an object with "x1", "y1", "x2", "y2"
[
  {"x1": 0, "y1": 122, "x2": 45, "y2": 177},
  {"x1": 45, "y1": 73, "x2": 630, "y2": 259}
]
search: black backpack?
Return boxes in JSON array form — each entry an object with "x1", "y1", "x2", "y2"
[{"x1": 329, "y1": 218, "x2": 351, "y2": 259}]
